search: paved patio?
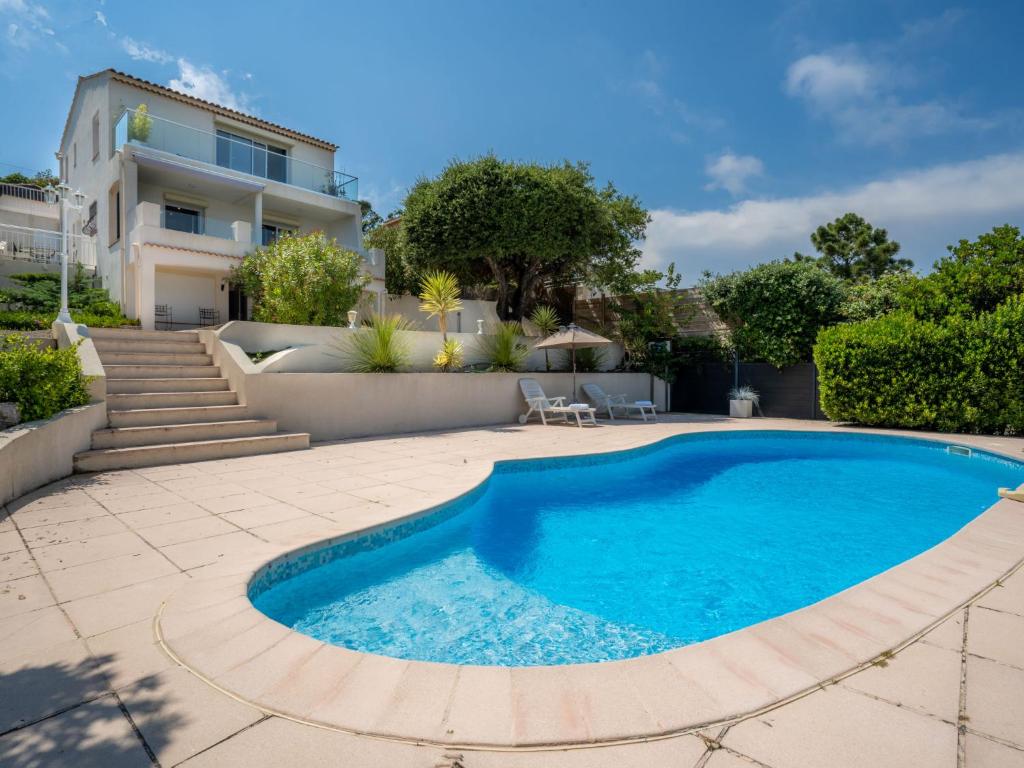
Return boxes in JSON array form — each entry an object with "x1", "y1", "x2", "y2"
[{"x1": 1, "y1": 416, "x2": 1023, "y2": 767}]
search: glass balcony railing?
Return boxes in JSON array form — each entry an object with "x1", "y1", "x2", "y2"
[
  {"x1": 159, "y1": 208, "x2": 246, "y2": 241},
  {"x1": 114, "y1": 109, "x2": 358, "y2": 201}
]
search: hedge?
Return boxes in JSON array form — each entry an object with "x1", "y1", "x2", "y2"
[
  {"x1": 0, "y1": 311, "x2": 140, "y2": 331},
  {"x1": 814, "y1": 296, "x2": 1024, "y2": 434},
  {"x1": 0, "y1": 334, "x2": 91, "y2": 422}
]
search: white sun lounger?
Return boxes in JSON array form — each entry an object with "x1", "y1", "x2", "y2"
[
  {"x1": 582, "y1": 383, "x2": 657, "y2": 422},
  {"x1": 518, "y1": 378, "x2": 597, "y2": 427}
]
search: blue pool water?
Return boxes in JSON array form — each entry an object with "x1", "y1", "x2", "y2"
[{"x1": 251, "y1": 431, "x2": 1024, "y2": 666}]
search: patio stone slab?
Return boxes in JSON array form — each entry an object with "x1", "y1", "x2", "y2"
[
  {"x1": 966, "y1": 733, "x2": 1024, "y2": 767},
  {"x1": 31, "y1": 531, "x2": 150, "y2": 572},
  {"x1": 61, "y1": 572, "x2": 188, "y2": 637},
  {"x1": 158, "y1": 531, "x2": 273, "y2": 570},
  {"x1": 119, "y1": 666, "x2": 263, "y2": 767},
  {"x1": 0, "y1": 530, "x2": 24, "y2": 555},
  {"x1": 920, "y1": 610, "x2": 966, "y2": 652},
  {"x1": 0, "y1": 574, "x2": 56, "y2": 619},
  {"x1": 137, "y1": 515, "x2": 239, "y2": 547},
  {"x1": 18, "y1": 515, "x2": 128, "y2": 547},
  {"x1": 45, "y1": 550, "x2": 179, "y2": 603},
  {"x1": 976, "y1": 570, "x2": 1024, "y2": 617},
  {"x1": 968, "y1": 606, "x2": 1024, "y2": 668},
  {"x1": 0, "y1": 695, "x2": 152, "y2": 768},
  {"x1": 841, "y1": 640, "x2": 962, "y2": 723},
  {"x1": 85, "y1": 619, "x2": 177, "y2": 691},
  {"x1": 113, "y1": 502, "x2": 211, "y2": 529},
  {"x1": 0, "y1": 606, "x2": 78, "y2": 662},
  {"x1": 722, "y1": 685, "x2": 956, "y2": 768},
  {"x1": 0, "y1": 551, "x2": 37, "y2": 581},
  {"x1": 965, "y1": 655, "x2": 1024, "y2": 746}
]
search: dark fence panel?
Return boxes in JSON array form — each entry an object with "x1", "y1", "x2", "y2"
[{"x1": 671, "y1": 360, "x2": 825, "y2": 420}]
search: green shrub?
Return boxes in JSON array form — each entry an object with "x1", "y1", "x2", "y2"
[
  {"x1": 477, "y1": 321, "x2": 529, "y2": 372},
  {"x1": 231, "y1": 231, "x2": 369, "y2": 326},
  {"x1": 0, "y1": 310, "x2": 139, "y2": 330},
  {"x1": 433, "y1": 338, "x2": 464, "y2": 372},
  {"x1": 561, "y1": 346, "x2": 605, "y2": 372},
  {"x1": 815, "y1": 299, "x2": 1024, "y2": 434},
  {"x1": 0, "y1": 334, "x2": 91, "y2": 422},
  {"x1": 0, "y1": 268, "x2": 136, "y2": 329},
  {"x1": 339, "y1": 313, "x2": 413, "y2": 372}
]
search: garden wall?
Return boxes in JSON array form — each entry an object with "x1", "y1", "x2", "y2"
[
  {"x1": 201, "y1": 325, "x2": 664, "y2": 442},
  {"x1": 672, "y1": 361, "x2": 824, "y2": 420}
]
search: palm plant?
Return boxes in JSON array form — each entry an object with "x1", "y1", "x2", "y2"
[
  {"x1": 433, "y1": 338, "x2": 464, "y2": 372},
  {"x1": 340, "y1": 313, "x2": 413, "y2": 372},
  {"x1": 477, "y1": 321, "x2": 529, "y2": 372},
  {"x1": 418, "y1": 270, "x2": 463, "y2": 343},
  {"x1": 529, "y1": 305, "x2": 560, "y2": 371}
]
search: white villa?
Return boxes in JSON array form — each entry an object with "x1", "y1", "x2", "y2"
[{"x1": 44, "y1": 68, "x2": 384, "y2": 329}]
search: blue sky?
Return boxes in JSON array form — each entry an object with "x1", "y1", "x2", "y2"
[{"x1": 2, "y1": 0, "x2": 1023, "y2": 283}]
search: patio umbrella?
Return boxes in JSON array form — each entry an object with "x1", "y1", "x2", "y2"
[{"x1": 534, "y1": 323, "x2": 614, "y2": 400}]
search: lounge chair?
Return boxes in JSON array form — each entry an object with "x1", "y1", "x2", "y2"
[
  {"x1": 582, "y1": 383, "x2": 657, "y2": 422},
  {"x1": 518, "y1": 378, "x2": 597, "y2": 428}
]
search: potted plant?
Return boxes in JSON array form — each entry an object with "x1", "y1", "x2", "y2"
[
  {"x1": 728, "y1": 385, "x2": 759, "y2": 417},
  {"x1": 128, "y1": 104, "x2": 152, "y2": 143}
]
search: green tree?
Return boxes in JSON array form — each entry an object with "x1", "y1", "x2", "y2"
[
  {"x1": 0, "y1": 169, "x2": 59, "y2": 188},
  {"x1": 359, "y1": 200, "x2": 383, "y2": 234},
  {"x1": 897, "y1": 224, "x2": 1024, "y2": 321},
  {"x1": 613, "y1": 263, "x2": 691, "y2": 373},
  {"x1": 796, "y1": 213, "x2": 911, "y2": 280},
  {"x1": 838, "y1": 271, "x2": 917, "y2": 322},
  {"x1": 402, "y1": 155, "x2": 650, "y2": 320},
  {"x1": 529, "y1": 305, "x2": 561, "y2": 371},
  {"x1": 231, "y1": 231, "x2": 368, "y2": 326},
  {"x1": 701, "y1": 259, "x2": 846, "y2": 368},
  {"x1": 364, "y1": 215, "x2": 415, "y2": 295}
]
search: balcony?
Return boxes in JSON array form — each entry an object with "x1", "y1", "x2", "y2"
[
  {"x1": 0, "y1": 223, "x2": 96, "y2": 268},
  {"x1": 114, "y1": 109, "x2": 358, "y2": 201}
]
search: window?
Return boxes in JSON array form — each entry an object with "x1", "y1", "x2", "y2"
[
  {"x1": 73, "y1": 142, "x2": 77, "y2": 168},
  {"x1": 92, "y1": 112, "x2": 100, "y2": 161},
  {"x1": 164, "y1": 204, "x2": 203, "y2": 235},
  {"x1": 261, "y1": 222, "x2": 294, "y2": 246},
  {"x1": 216, "y1": 129, "x2": 287, "y2": 183},
  {"x1": 108, "y1": 184, "x2": 121, "y2": 246}
]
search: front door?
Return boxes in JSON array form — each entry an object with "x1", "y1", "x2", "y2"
[{"x1": 228, "y1": 286, "x2": 247, "y2": 321}]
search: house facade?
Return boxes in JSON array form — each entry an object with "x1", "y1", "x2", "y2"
[{"x1": 58, "y1": 69, "x2": 384, "y2": 330}]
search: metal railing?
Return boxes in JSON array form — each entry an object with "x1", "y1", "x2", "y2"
[
  {"x1": 114, "y1": 109, "x2": 358, "y2": 201},
  {"x1": 0, "y1": 224, "x2": 97, "y2": 267},
  {"x1": 0, "y1": 183, "x2": 47, "y2": 203}
]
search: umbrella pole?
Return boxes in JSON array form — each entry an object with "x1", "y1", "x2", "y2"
[{"x1": 572, "y1": 347, "x2": 577, "y2": 401}]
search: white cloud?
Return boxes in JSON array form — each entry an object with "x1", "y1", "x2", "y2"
[
  {"x1": 168, "y1": 59, "x2": 251, "y2": 113},
  {"x1": 643, "y1": 152, "x2": 1024, "y2": 280},
  {"x1": 785, "y1": 49, "x2": 995, "y2": 146},
  {"x1": 627, "y1": 49, "x2": 725, "y2": 142},
  {"x1": 0, "y1": 0, "x2": 53, "y2": 50},
  {"x1": 120, "y1": 36, "x2": 172, "y2": 64},
  {"x1": 94, "y1": 10, "x2": 106, "y2": 26},
  {"x1": 705, "y1": 152, "x2": 764, "y2": 195}
]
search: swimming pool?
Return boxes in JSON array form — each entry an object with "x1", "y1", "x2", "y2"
[{"x1": 251, "y1": 431, "x2": 1024, "y2": 666}]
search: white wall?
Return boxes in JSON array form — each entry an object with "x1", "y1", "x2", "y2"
[
  {"x1": 384, "y1": 296, "x2": 501, "y2": 333},
  {"x1": 154, "y1": 268, "x2": 225, "y2": 326}
]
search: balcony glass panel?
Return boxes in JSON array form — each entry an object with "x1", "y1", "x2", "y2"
[{"x1": 115, "y1": 109, "x2": 358, "y2": 200}]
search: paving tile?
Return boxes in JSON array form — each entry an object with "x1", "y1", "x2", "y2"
[
  {"x1": 842, "y1": 640, "x2": 962, "y2": 723},
  {"x1": 966, "y1": 655, "x2": 1024, "y2": 746},
  {"x1": 218, "y1": 502, "x2": 310, "y2": 529},
  {"x1": 920, "y1": 610, "x2": 966, "y2": 652},
  {"x1": 703, "y1": 750, "x2": 771, "y2": 768},
  {"x1": 100, "y1": 492, "x2": 187, "y2": 515},
  {"x1": 0, "y1": 640, "x2": 110, "y2": 733},
  {"x1": 8, "y1": 488, "x2": 96, "y2": 514},
  {"x1": 114, "y1": 502, "x2": 211, "y2": 530},
  {"x1": 197, "y1": 492, "x2": 280, "y2": 515},
  {"x1": 723, "y1": 685, "x2": 956, "y2": 768},
  {"x1": 19, "y1": 515, "x2": 129, "y2": 547},
  {"x1": 175, "y1": 482, "x2": 253, "y2": 502},
  {"x1": 11, "y1": 504, "x2": 119, "y2": 531},
  {"x1": 85, "y1": 619, "x2": 176, "y2": 690},
  {"x1": 0, "y1": 529, "x2": 24, "y2": 555},
  {"x1": 0, "y1": 606, "x2": 78, "y2": 661},
  {"x1": 158, "y1": 531, "x2": 271, "y2": 570},
  {"x1": 0, "y1": 574, "x2": 55, "y2": 619},
  {"x1": 31, "y1": 532, "x2": 151, "y2": 573},
  {"x1": 0, "y1": 695, "x2": 152, "y2": 768},
  {"x1": 62, "y1": 572, "x2": 189, "y2": 637},
  {"x1": 969, "y1": 607, "x2": 1024, "y2": 669},
  {"x1": 967, "y1": 733, "x2": 1024, "y2": 767},
  {"x1": 977, "y1": 572, "x2": 1024, "y2": 617},
  {"x1": 248, "y1": 516, "x2": 345, "y2": 544},
  {"x1": 46, "y1": 551, "x2": 179, "y2": 603},
  {"x1": 120, "y1": 666, "x2": 263, "y2": 766},
  {"x1": 137, "y1": 515, "x2": 239, "y2": 547},
  {"x1": 0, "y1": 550, "x2": 37, "y2": 581},
  {"x1": 472, "y1": 735, "x2": 710, "y2": 767}
]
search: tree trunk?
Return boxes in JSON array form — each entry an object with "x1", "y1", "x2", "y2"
[{"x1": 486, "y1": 256, "x2": 511, "y2": 320}]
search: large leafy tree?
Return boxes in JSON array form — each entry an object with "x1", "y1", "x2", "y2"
[
  {"x1": 796, "y1": 212, "x2": 911, "y2": 280},
  {"x1": 231, "y1": 231, "x2": 368, "y2": 326},
  {"x1": 701, "y1": 259, "x2": 846, "y2": 368},
  {"x1": 400, "y1": 155, "x2": 650, "y2": 320}
]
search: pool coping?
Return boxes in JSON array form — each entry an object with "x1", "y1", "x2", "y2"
[{"x1": 156, "y1": 425, "x2": 1024, "y2": 749}]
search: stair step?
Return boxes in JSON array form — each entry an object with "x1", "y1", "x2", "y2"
[
  {"x1": 74, "y1": 432, "x2": 310, "y2": 472},
  {"x1": 91, "y1": 419, "x2": 278, "y2": 449},
  {"x1": 109, "y1": 404, "x2": 249, "y2": 428},
  {"x1": 89, "y1": 328, "x2": 200, "y2": 343},
  {"x1": 101, "y1": 365, "x2": 222, "y2": 379},
  {"x1": 99, "y1": 352, "x2": 213, "y2": 366},
  {"x1": 108, "y1": 391, "x2": 238, "y2": 410},
  {"x1": 93, "y1": 339, "x2": 207, "y2": 355},
  {"x1": 107, "y1": 377, "x2": 231, "y2": 394}
]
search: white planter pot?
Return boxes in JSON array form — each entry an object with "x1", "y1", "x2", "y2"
[{"x1": 729, "y1": 399, "x2": 753, "y2": 418}]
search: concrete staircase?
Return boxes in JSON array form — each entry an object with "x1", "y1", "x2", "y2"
[{"x1": 74, "y1": 328, "x2": 309, "y2": 472}]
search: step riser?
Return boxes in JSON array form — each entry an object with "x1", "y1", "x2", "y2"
[
  {"x1": 75, "y1": 433, "x2": 310, "y2": 472},
  {"x1": 101, "y1": 365, "x2": 222, "y2": 379},
  {"x1": 93, "y1": 340, "x2": 207, "y2": 355},
  {"x1": 99, "y1": 353, "x2": 213, "y2": 366},
  {"x1": 92, "y1": 420, "x2": 277, "y2": 449},
  {"x1": 108, "y1": 391, "x2": 238, "y2": 410},
  {"x1": 88, "y1": 328, "x2": 200, "y2": 343},
  {"x1": 109, "y1": 405, "x2": 249, "y2": 428},
  {"x1": 107, "y1": 378, "x2": 231, "y2": 394}
]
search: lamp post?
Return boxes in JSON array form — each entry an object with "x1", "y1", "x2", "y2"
[
  {"x1": 43, "y1": 182, "x2": 86, "y2": 325},
  {"x1": 347, "y1": 309, "x2": 358, "y2": 329}
]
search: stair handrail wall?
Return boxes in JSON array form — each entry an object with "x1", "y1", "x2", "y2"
[{"x1": 53, "y1": 321, "x2": 107, "y2": 408}]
